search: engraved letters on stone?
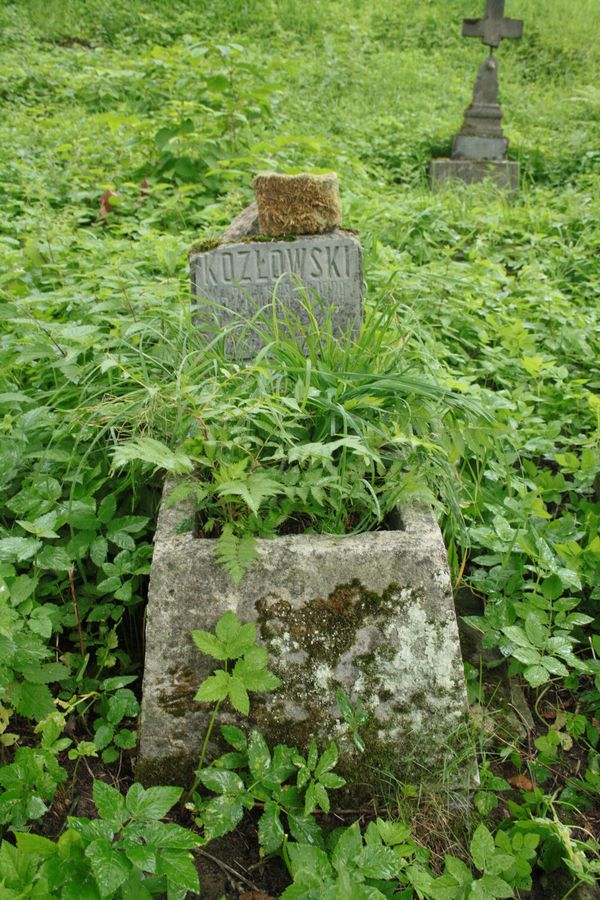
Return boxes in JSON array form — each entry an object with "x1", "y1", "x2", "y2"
[{"x1": 190, "y1": 232, "x2": 363, "y2": 353}]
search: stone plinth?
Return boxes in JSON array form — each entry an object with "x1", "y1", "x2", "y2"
[
  {"x1": 137, "y1": 482, "x2": 475, "y2": 796},
  {"x1": 190, "y1": 230, "x2": 363, "y2": 354},
  {"x1": 430, "y1": 159, "x2": 519, "y2": 192}
]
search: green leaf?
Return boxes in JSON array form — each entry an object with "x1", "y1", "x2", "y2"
[
  {"x1": 98, "y1": 495, "x2": 117, "y2": 525},
  {"x1": 200, "y1": 793, "x2": 244, "y2": 841},
  {"x1": 315, "y1": 742, "x2": 338, "y2": 778},
  {"x1": 287, "y1": 809, "x2": 324, "y2": 846},
  {"x1": 106, "y1": 689, "x2": 139, "y2": 724},
  {"x1": 215, "y1": 527, "x2": 259, "y2": 583},
  {"x1": 258, "y1": 800, "x2": 285, "y2": 854},
  {"x1": 524, "y1": 665, "x2": 551, "y2": 687},
  {"x1": 375, "y1": 818, "x2": 411, "y2": 847},
  {"x1": 444, "y1": 854, "x2": 472, "y2": 884},
  {"x1": 248, "y1": 730, "x2": 271, "y2": 780},
  {"x1": 478, "y1": 874, "x2": 514, "y2": 897},
  {"x1": 12, "y1": 681, "x2": 55, "y2": 720},
  {"x1": 220, "y1": 724, "x2": 247, "y2": 751},
  {"x1": 430, "y1": 873, "x2": 463, "y2": 899},
  {"x1": 94, "y1": 724, "x2": 114, "y2": 750},
  {"x1": 191, "y1": 629, "x2": 228, "y2": 660},
  {"x1": 85, "y1": 838, "x2": 131, "y2": 897},
  {"x1": 123, "y1": 842, "x2": 155, "y2": 872},
  {"x1": 156, "y1": 849, "x2": 199, "y2": 892},
  {"x1": 228, "y1": 675, "x2": 249, "y2": 714},
  {"x1": 90, "y1": 537, "x2": 108, "y2": 566},
  {"x1": 93, "y1": 780, "x2": 126, "y2": 825},
  {"x1": 313, "y1": 781, "x2": 330, "y2": 813},
  {"x1": 0, "y1": 537, "x2": 41, "y2": 562},
  {"x1": 501, "y1": 626, "x2": 531, "y2": 649},
  {"x1": 332, "y1": 822, "x2": 364, "y2": 869},
  {"x1": 287, "y1": 843, "x2": 334, "y2": 880},
  {"x1": 511, "y1": 647, "x2": 542, "y2": 666},
  {"x1": 233, "y1": 652, "x2": 281, "y2": 692},
  {"x1": 194, "y1": 669, "x2": 230, "y2": 703},
  {"x1": 198, "y1": 768, "x2": 244, "y2": 795},
  {"x1": 112, "y1": 438, "x2": 194, "y2": 475},
  {"x1": 215, "y1": 610, "x2": 256, "y2": 657},
  {"x1": 36, "y1": 545, "x2": 72, "y2": 571},
  {"x1": 125, "y1": 784, "x2": 182, "y2": 820},
  {"x1": 524, "y1": 613, "x2": 547, "y2": 648},
  {"x1": 14, "y1": 831, "x2": 58, "y2": 859},
  {"x1": 355, "y1": 844, "x2": 400, "y2": 879},
  {"x1": 540, "y1": 656, "x2": 569, "y2": 676},
  {"x1": 470, "y1": 823, "x2": 495, "y2": 872}
]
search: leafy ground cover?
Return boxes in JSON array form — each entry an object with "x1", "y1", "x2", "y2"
[{"x1": 0, "y1": 0, "x2": 598, "y2": 896}]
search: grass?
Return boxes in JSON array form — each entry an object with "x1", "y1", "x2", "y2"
[{"x1": 0, "y1": 0, "x2": 598, "y2": 894}]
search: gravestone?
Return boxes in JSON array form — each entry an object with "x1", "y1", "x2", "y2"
[
  {"x1": 431, "y1": 0, "x2": 523, "y2": 191},
  {"x1": 137, "y1": 176, "x2": 475, "y2": 796},
  {"x1": 189, "y1": 173, "x2": 362, "y2": 354}
]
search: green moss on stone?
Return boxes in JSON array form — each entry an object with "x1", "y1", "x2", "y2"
[{"x1": 188, "y1": 236, "x2": 221, "y2": 256}]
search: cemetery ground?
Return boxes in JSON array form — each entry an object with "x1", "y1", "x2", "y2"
[{"x1": 0, "y1": 0, "x2": 598, "y2": 896}]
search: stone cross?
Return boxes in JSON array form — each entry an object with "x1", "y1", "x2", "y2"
[{"x1": 462, "y1": 0, "x2": 523, "y2": 50}]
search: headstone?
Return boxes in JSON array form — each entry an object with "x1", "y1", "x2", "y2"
[
  {"x1": 189, "y1": 173, "x2": 362, "y2": 355},
  {"x1": 431, "y1": 0, "x2": 523, "y2": 191},
  {"x1": 137, "y1": 484, "x2": 475, "y2": 797}
]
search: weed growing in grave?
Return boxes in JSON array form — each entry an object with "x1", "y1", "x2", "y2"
[{"x1": 117, "y1": 297, "x2": 486, "y2": 583}]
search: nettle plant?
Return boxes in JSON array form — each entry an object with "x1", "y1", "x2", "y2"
[{"x1": 115, "y1": 300, "x2": 484, "y2": 582}]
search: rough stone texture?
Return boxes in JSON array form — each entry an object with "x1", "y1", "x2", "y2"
[
  {"x1": 462, "y1": 0, "x2": 524, "y2": 49},
  {"x1": 452, "y1": 134, "x2": 508, "y2": 162},
  {"x1": 430, "y1": 159, "x2": 520, "y2": 192},
  {"x1": 253, "y1": 172, "x2": 341, "y2": 236},
  {"x1": 190, "y1": 230, "x2": 363, "y2": 355},
  {"x1": 221, "y1": 202, "x2": 259, "y2": 242},
  {"x1": 452, "y1": 57, "x2": 508, "y2": 161},
  {"x1": 137, "y1": 482, "x2": 475, "y2": 796}
]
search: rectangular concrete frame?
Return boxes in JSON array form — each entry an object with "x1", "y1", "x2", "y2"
[
  {"x1": 190, "y1": 230, "x2": 363, "y2": 355},
  {"x1": 430, "y1": 158, "x2": 520, "y2": 192},
  {"x1": 137, "y1": 482, "x2": 475, "y2": 795}
]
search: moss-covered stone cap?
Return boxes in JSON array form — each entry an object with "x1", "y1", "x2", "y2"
[{"x1": 253, "y1": 171, "x2": 342, "y2": 237}]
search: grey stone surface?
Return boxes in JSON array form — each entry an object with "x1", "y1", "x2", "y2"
[
  {"x1": 462, "y1": 0, "x2": 523, "y2": 49},
  {"x1": 452, "y1": 134, "x2": 508, "y2": 161},
  {"x1": 221, "y1": 202, "x2": 259, "y2": 241},
  {"x1": 137, "y1": 482, "x2": 475, "y2": 795},
  {"x1": 253, "y1": 172, "x2": 341, "y2": 236},
  {"x1": 190, "y1": 230, "x2": 363, "y2": 354},
  {"x1": 430, "y1": 159, "x2": 519, "y2": 192}
]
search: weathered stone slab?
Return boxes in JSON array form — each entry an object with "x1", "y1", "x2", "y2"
[
  {"x1": 137, "y1": 483, "x2": 475, "y2": 796},
  {"x1": 430, "y1": 159, "x2": 519, "y2": 192},
  {"x1": 452, "y1": 135, "x2": 508, "y2": 161},
  {"x1": 190, "y1": 231, "x2": 363, "y2": 353}
]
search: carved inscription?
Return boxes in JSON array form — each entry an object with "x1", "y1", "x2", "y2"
[{"x1": 190, "y1": 234, "x2": 363, "y2": 354}]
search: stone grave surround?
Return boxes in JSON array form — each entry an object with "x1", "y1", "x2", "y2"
[
  {"x1": 137, "y1": 174, "x2": 475, "y2": 795},
  {"x1": 137, "y1": 485, "x2": 474, "y2": 796},
  {"x1": 431, "y1": 0, "x2": 523, "y2": 191}
]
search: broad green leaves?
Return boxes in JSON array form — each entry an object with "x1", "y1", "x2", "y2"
[{"x1": 192, "y1": 611, "x2": 281, "y2": 714}]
